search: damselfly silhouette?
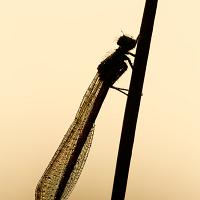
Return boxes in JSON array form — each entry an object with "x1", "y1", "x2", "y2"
[{"x1": 35, "y1": 34, "x2": 138, "y2": 200}]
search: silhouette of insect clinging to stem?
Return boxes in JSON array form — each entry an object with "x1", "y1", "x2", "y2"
[{"x1": 35, "y1": 34, "x2": 139, "y2": 200}]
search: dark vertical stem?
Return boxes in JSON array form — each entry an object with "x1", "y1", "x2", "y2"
[{"x1": 111, "y1": 0, "x2": 158, "y2": 199}]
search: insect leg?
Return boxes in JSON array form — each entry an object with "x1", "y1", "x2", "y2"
[
  {"x1": 124, "y1": 55, "x2": 134, "y2": 69},
  {"x1": 110, "y1": 86, "x2": 128, "y2": 96},
  {"x1": 126, "y1": 52, "x2": 136, "y2": 57}
]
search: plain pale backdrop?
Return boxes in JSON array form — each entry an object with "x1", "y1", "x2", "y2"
[{"x1": 1, "y1": 0, "x2": 200, "y2": 199}]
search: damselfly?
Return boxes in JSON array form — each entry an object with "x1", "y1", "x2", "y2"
[{"x1": 35, "y1": 34, "x2": 138, "y2": 200}]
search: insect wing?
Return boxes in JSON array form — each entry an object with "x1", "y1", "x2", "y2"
[{"x1": 35, "y1": 74, "x2": 104, "y2": 199}]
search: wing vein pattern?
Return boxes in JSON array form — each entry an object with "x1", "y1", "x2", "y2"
[{"x1": 35, "y1": 72, "x2": 109, "y2": 200}]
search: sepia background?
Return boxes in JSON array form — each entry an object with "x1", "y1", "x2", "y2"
[{"x1": 1, "y1": 0, "x2": 200, "y2": 199}]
